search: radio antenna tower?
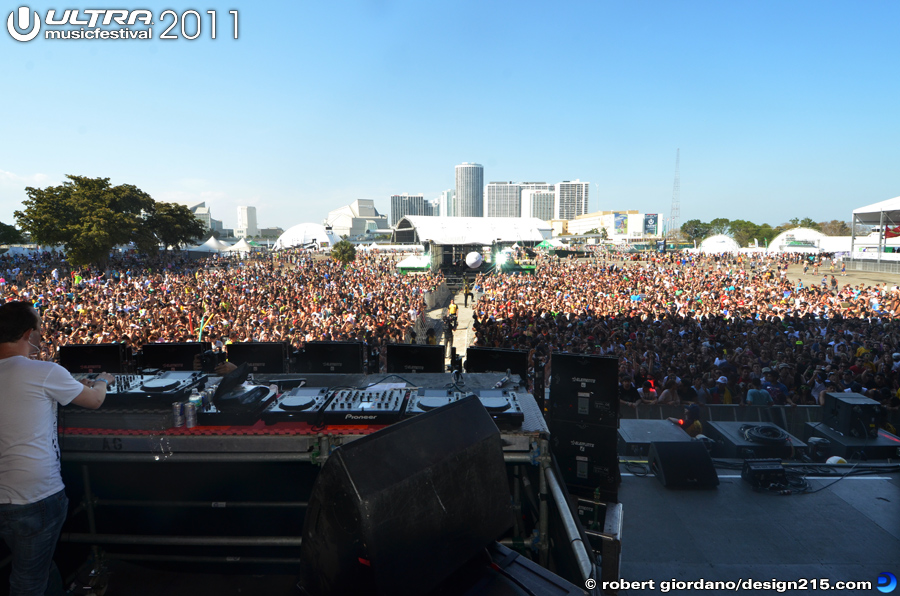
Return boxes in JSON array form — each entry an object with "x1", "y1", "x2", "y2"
[{"x1": 669, "y1": 149, "x2": 681, "y2": 239}]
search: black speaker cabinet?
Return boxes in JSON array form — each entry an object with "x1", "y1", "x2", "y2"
[
  {"x1": 58, "y1": 343, "x2": 129, "y2": 374},
  {"x1": 822, "y1": 392, "x2": 882, "y2": 439},
  {"x1": 550, "y1": 420, "x2": 620, "y2": 501},
  {"x1": 549, "y1": 354, "x2": 619, "y2": 427},
  {"x1": 648, "y1": 441, "x2": 719, "y2": 489},
  {"x1": 298, "y1": 395, "x2": 514, "y2": 596}
]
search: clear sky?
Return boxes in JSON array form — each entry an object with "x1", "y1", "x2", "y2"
[{"x1": 2, "y1": 1, "x2": 898, "y2": 232}]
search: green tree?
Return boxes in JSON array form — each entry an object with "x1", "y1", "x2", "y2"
[
  {"x1": 818, "y1": 220, "x2": 851, "y2": 236},
  {"x1": 708, "y1": 218, "x2": 731, "y2": 236},
  {"x1": 584, "y1": 228, "x2": 599, "y2": 235},
  {"x1": 680, "y1": 219, "x2": 712, "y2": 243},
  {"x1": 600, "y1": 228, "x2": 608, "y2": 240},
  {"x1": 0, "y1": 221, "x2": 25, "y2": 244},
  {"x1": 147, "y1": 202, "x2": 206, "y2": 250},
  {"x1": 16, "y1": 176, "x2": 154, "y2": 266},
  {"x1": 331, "y1": 240, "x2": 357, "y2": 265},
  {"x1": 728, "y1": 219, "x2": 759, "y2": 247}
]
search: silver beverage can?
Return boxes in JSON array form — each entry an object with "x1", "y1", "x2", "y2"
[
  {"x1": 184, "y1": 402, "x2": 197, "y2": 429},
  {"x1": 172, "y1": 402, "x2": 185, "y2": 427}
]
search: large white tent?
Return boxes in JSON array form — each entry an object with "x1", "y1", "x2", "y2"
[
  {"x1": 274, "y1": 223, "x2": 340, "y2": 250},
  {"x1": 698, "y1": 234, "x2": 740, "y2": 253},
  {"x1": 851, "y1": 196, "x2": 900, "y2": 262},
  {"x1": 225, "y1": 238, "x2": 254, "y2": 254},
  {"x1": 767, "y1": 228, "x2": 827, "y2": 253},
  {"x1": 186, "y1": 236, "x2": 230, "y2": 252},
  {"x1": 393, "y1": 216, "x2": 551, "y2": 245}
]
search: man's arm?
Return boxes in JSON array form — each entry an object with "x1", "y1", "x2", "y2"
[{"x1": 70, "y1": 373, "x2": 114, "y2": 409}]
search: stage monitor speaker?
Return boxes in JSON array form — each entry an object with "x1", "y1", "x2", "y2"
[
  {"x1": 139, "y1": 342, "x2": 210, "y2": 372},
  {"x1": 386, "y1": 343, "x2": 445, "y2": 374},
  {"x1": 299, "y1": 341, "x2": 364, "y2": 374},
  {"x1": 226, "y1": 341, "x2": 288, "y2": 373},
  {"x1": 297, "y1": 395, "x2": 513, "y2": 596},
  {"x1": 648, "y1": 441, "x2": 719, "y2": 489},
  {"x1": 549, "y1": 354, "x2": 619, "y2": 428},
  {"x1": 822, "y1": 392, "x2": 881, "y2": 439},
  {"x1": 58, "y1": 343, "x2": 129, "y2": 374},
  {"x1": 465, "y1": 347, "x2": 529, "y2": 381}
]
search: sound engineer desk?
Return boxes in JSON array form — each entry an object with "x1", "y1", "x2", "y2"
[{"x1": 55, "y1": 373, "x2": 573, "y2": 577}]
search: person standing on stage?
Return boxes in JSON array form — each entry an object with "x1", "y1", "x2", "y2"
[{"x1": 0, "y1": 301, "x2": 113, "y2": 596}]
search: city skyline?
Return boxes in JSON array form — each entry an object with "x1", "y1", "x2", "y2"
[{"x1": 2, "y1": 1, "x2": 898, "y2": 232}]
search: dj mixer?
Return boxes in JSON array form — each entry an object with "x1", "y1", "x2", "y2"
[{"x1": 262, "y1": 385, "x2": 526, "y2": 428}]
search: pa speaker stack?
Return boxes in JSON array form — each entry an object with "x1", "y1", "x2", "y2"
[{"x1": 547, "y1": 354, "x2": 620, "y2": 502}]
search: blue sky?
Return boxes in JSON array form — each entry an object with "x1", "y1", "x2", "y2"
[{"x1": 2, "y1": 1, "x2": 898, "y2": 232}]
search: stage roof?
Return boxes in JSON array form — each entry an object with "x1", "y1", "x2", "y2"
[
  {"x1": 394, "y1": 216, "x2": 551, "y2": 245},
  {"x1": 852, "y1": 196, "x2": 900, "y2": 226}
]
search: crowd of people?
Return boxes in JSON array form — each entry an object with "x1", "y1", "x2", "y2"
[
  {"x1": 3, "y1": 247, "x2": 900, "y2": 417},
  {"x1": 0, "y1": 249, "x2": 443, "y2": 365},
  {"x1": 470, "y1": 252, "x2": 900, "y2": 416}
]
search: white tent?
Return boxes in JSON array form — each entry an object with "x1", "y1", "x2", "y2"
[
  {"x1": 396, "y1": 254, "x2": 431, "y2": 270},
  {"x1": 766, "y1": 228, "x2": 827, "y2": 253},
  {"x1": 225, "y1": 238, "x2": 254, "y2": 254},
  {"x1": 186, "y1": 236, "x2": 230, "y2": 252},
  {"x1": 274, "y1": 223, "x2": 340, "y2": 250},
  {"x1": 851, "y1": 196, "x2": 900, "y2": 262},
  {"x1": 698, "y1": 234, "x2": 740, "y2": 253}
]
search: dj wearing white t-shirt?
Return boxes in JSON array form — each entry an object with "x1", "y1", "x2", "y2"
[{"x1": 0, "y1": 301, "x2": 113, "y2": 596}]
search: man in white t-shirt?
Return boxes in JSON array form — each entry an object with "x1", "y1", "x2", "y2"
[{"x1": 0, "y1": 301, "x2": 113, "y2": 596}]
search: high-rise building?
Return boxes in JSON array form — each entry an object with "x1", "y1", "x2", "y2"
[
  {"x1": 484, "y1": 182, "x2": 522, "y2": 217},
  {"x1": 440, "y1": 190, "x2": 455, "y2": 217},
  {"x1": 236, "y1": 206, "x2": 258, "y2": 238},
  {"x1": 521, "y1": 189, "x2": 556, "y2": 221},
  {"x1": 454, "y1": 163, "x2": 484, "y2": 217},
  {"x1": 555, "y1": 180, "x2": 589, "y2": 220},
  {"x1": 390, "y1": 193, "x2": 426, "y2": 226}
]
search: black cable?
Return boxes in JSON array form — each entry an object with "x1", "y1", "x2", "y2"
[
  {"x1": 740, "y1": 424, "x2": 788, "y2": 445},
  {"x1": 624, "y1": 461, "x2": 651, "y2": 476}
]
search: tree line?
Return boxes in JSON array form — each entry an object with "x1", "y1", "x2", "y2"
[
  {"x1": 6, "y1": 175, "x2": 207, "y2": 266},
  {"x1": 680, "y1": 217, "x2": 853, "y2": 248}
]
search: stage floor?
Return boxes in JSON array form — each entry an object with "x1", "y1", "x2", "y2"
[
  {"x1": 3, "y1": 462, "x2": 898, "y2": 595},
  {"x1": 616, "y1": 462, "x2": 900, "y2": 595}
]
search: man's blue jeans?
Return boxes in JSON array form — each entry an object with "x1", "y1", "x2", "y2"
[{"x1": 0, "y1": 490, "x2": 68, "y2": 596}]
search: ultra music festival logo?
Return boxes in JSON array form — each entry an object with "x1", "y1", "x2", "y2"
[{"x1": 7, "y1": 6, "x2": 238, "y2": 42}]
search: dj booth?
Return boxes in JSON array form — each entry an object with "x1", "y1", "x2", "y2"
[{"x1": 56, "y1": 372, "x2": 612, "y2": 593}]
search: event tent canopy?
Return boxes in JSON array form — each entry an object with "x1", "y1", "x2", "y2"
[
  {"x1": 225, "y1": 239, "x2": 254, "y2": 253},
  {"x1": 852, "y1": 196, "x2": 900, "y2": 226},
  {"x1": 186, "y1": 236, "x2": 230, "y2": 252}
]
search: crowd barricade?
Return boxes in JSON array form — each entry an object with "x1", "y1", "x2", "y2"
[
  {"x1": 424, "y1": 281, "x2": 450, "y2": 310},
  {"x1": 618, "y1": 403, "x2": 899, "y2": 440}
]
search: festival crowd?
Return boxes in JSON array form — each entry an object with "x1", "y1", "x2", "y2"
[
  {"x1": 0, "y1": 249, "x2": 441, "y2": 366},
  {"x1": 470, "y1": 252, "x2": 900, "y2": 415},
  {"x1": 2, "y1": 247, "x2": 899, "y2": 416}
]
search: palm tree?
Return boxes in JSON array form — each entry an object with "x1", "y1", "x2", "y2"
[{"x1": 331, "y1": 240, "x2": 356, "y2": 265}]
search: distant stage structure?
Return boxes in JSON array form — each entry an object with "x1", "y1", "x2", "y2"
[{"x1": 274, "y1": 223, "x2": 340, "y2": 250}]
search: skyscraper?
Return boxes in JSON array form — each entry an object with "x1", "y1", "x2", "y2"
[
  {"x1": 521, "y1": 189, "x2": 555, "y2": 221},
  {"x1": 484, "y1": 182, "x2": 522, "y2": 217},
  {"x1": 390, "y1": 193, "x2": 426, "y2": 226},
  {"x1": 555, "y1": 180, "x2": 589, "y2": 220},
  {"x1": 439, "y1": 190, "x2": 454, "y2": 217},
  {"x1": 454, "y1": 163, "x2": 484, "y2": 217},
  {"x1": 237, "y1": 206, "x2": 258, "y2": 238}
]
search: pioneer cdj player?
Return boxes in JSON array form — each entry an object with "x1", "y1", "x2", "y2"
[{"x1": 73, "y1": 371, "x2": 208, "y2": 407}]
